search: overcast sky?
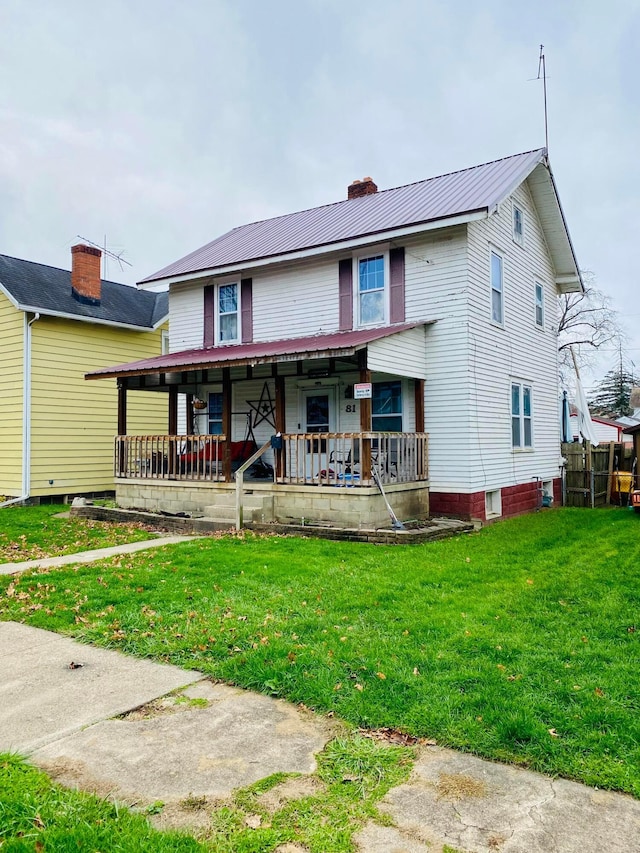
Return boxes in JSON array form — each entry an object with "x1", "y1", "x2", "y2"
[{"x1": 1, "y1": 0, "x2": 637, "y2": 390}]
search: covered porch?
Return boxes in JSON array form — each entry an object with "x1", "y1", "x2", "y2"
[{"x1": 88, "y1": 324, "x2": 431, "y2": 528}]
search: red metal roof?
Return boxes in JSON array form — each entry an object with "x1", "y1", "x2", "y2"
[
  {"x1": 141, "y1": 150, "x2": 547, "y2": 283},
  {"x1": 86, "y1": 322, "x2": 426, "y2": 379}
]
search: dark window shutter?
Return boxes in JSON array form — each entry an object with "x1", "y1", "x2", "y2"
[
  {"x1": 389, "y1": 247, "x2": 405, "y2": 324},
  {"x1": 338, "y1": 259, "x2": 353, "y2": 331},
  {"x1": 203, "y1": 285, "x2": 214, "y2": 347},
  {"x1": 241, "y1": 278, "x2": 253, "y2": 343}
]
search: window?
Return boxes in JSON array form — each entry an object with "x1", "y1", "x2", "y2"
[
  {"x1": 208, "y1": 392, "x2": 223, "y2": 434},
  {"x1": 511, "y1": 382, "x2": 532, "y2": 448},
  {"x1": 372, "y1": 380, "x2": 402, "y2": 431},
  {"x1": 534, "y1": 282, "x2": 544, "y2": 328},
  {"x1": 485, "y1": 489, "x2": 502, "y2": 518},
  {"x1": 217, "y1": 282, "x2": 239, "y2": 343},
  {"x1": 513, "y1": 204, "x2": 524, "y2": 246},
  {"x1": 490, "y1": 250, "x2": 503, "y2": 324},
  {"x1": 161, "y1": 330, "x2": 170, "y2": 354},
  {"x1": 357, "y1": 255, "x2": 385, "y2": 325}
]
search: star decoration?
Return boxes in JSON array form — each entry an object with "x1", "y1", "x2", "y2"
[{"x1": 246, "y1": 381, "x2": 276, "y2": 428}]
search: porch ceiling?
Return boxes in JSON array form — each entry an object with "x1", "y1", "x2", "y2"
[{"x1": 85, "y1": 321, "x2": 433, "y2": 380}]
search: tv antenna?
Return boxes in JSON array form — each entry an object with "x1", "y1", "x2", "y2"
[
  {"x1": 76, "y1": 234, "x2": 132, "y2": 280},
  {"x1": 536, "y1": 44, "x2": 549, "y2": 153}
]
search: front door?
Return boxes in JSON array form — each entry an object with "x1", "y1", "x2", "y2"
[{"x1": 301, "y1": 388, "x2": 335, "y2": 479}]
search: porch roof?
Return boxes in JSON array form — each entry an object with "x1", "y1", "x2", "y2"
[{"x1": 86, "y1": 321, "x2": 430, "y2": 380}]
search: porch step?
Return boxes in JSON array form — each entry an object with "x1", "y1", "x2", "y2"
[{"x1": 203, "y1": 493, "x2": 274, "y2": 525}]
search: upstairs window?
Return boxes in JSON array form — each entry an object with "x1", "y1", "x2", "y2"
[
  {"x1": 511, "y1": 382, "x2": 532, "y2": 449},
  {"x1": 217, "y1": 282, "x2": 239, "y2": 343},
  {"x1": 372, "y1": 380, "x2": 403, "y2": 431},
  {"x1": 513, "y1": 204, "x2": 524, "y2": 246},
  {"x1": 490, "y1": 250, "x2": 503, "y2": 325},
  {"x1": 358, "y1": 255, "x2": 385, "y2": 325},
  {"x1": 534, "y1": 282, "x2": 544, "y2": 328}
]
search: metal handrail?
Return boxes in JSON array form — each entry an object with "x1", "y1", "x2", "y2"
[{"x1": 235, "y1": 440, "x2": 273, "y2": 530}]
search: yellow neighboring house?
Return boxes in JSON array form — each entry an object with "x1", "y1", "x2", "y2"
[{"x1": 0, "y1": 244, "x2": 169, "y2": 503}]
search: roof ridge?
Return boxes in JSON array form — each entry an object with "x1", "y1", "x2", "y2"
[
  {"x1": 224, "y1": 148, "x2": 547, "y2": 232},
  {"x1": 0, "y1": 251, "x2": 132, "y2": 291}
]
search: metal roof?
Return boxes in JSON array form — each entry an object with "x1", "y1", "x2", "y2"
[
  {"x1": 86, "y1": 322, "x2": 427, "y2": 379},
  {"x1": 142, "y1": 149, "x2": 548, "y2": 283},
  {"x1": 0, "y1": 253, "x2": 168, "y2": 329}
]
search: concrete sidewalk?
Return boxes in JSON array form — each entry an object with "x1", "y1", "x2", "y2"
[
  {"x1": 1, "y1": 621, "x2": 639, "y2": 852},
  {"x1": 0, "y1": 534, "x2": 199, "y2": 575}
]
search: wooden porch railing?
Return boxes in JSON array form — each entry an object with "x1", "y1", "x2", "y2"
[
  {"x1": 115, "y1": 432, "x2": 429, "y2": 488},
  {"x1": 115, "y1": 435, "x2": 227, "y2": 481},
  {"x1": 276, "y1": 432, "x2": 429, "y2": 486}
]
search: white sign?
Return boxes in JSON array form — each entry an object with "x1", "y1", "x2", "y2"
[{"x1": 353, "y1": 382, "x2": 372, "y2": 399}]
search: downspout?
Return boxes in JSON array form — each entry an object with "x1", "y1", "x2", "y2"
[{"x1": 0, "y1": 312, "x2": 39, "y2": 508}]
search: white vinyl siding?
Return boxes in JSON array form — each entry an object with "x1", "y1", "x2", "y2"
[
  {"x1": 464, "y1": 179, "x2": 559, "y2": 493},
  {"x1": 368, "y1": 325, "x2": 427, "y2": 379}
]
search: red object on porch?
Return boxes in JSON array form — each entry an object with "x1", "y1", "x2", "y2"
[{"x1": 180, "y1": 440, "x2": 257, "y2": 470}]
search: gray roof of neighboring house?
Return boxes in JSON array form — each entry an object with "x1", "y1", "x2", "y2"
[
  {"x1": 0, "y1": 253, "x2": 168, "y2": 329},
  {"x1": 141, "y1": 147, "x2": 581, "y2": 288}
]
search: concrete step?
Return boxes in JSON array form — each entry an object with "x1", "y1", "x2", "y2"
[{"x1": 204, "y1": 494, "x2": 274, "y2": 524}]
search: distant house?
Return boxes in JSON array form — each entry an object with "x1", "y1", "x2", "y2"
[
  {"x1": 88, "y1": 149, "x2": 583, "y2": 525},
  {"x1": 569, "y1": 411, "x2": 631, "y2": 445},
  {"x1": 0, "y1": 245, "x2": 168, "y2": 502}
]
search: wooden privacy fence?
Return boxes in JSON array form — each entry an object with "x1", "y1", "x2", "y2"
[{"x1": 562, "y1": 442, "x2": 635, "y2": 507}]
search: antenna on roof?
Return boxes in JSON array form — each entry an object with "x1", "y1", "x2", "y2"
[
  {"x1": 536, "y1": 44, "x2": 549, "y2": 154},
  {"x1": 76, "y1": 234, "x2": 132, "y2": 280}
]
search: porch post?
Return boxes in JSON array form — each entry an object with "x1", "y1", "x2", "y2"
[
  {"x1": 358, "y1": 350, "x2": 372, "y2": 480},
  {"x1": 414, "y1": 379, "x2": 425, "y2": 433},
  {"x1": 117, "y1": 380, "x2": 127, "y2": 435},
  {"x1": 275, "y1": 373, "x2": 286, "y2": 478},
  {"x1": 169, "y1": 387, "x2": 178, "y2": 434},
  {"x1": 185, "y1": 394, "x2": 194, "y2": 434},
  {"x1": 222, "y1": 368, "x2": 232, "y2": 482},
  {"x1": 117, "y1": 380, "x2": 127, "y2": 476},
  {"x1": 166, "y1": 386, "x2": 179, "y2": 477}
]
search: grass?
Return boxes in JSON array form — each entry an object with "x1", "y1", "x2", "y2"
[
  {"x1": 0, "y1": 753, "x2": 203, "y2": 851},
  {"x1": 0, "y1": 736, "x2": 413, "y2": 852},
  {"x1": 0, "y1": 507, "x2": 638, "y2": 798},
  {"x1": 0, "y1": 504, "x2": 156, "y2": 563}
]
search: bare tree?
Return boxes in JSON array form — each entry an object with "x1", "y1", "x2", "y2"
[{"x1": 557, "y1": 272, "x2": 623, "y2": 383}]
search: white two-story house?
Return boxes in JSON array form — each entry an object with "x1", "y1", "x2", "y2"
[{"x1": 88, "y1": 148, "x2": 582, "y2": 527}]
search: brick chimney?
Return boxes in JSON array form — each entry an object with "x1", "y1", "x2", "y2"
[
  {"x1": 348, "y1": 176, "x2": 378, "y2": 200},
  {"x1": 71, "y1": 244, "x2": 102, "y2": 305}
]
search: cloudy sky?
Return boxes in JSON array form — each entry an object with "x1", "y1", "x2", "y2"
[{"x1": 1, "y1": 0, "x2": 637, "y2": 390}]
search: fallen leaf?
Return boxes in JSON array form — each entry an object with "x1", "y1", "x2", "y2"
[
  {"x1": 548, "y1": 728, "x2": 559, "y2": 737},
  {"x1": 376, "y1": 672, "x2": 386, "y2": 679},
  {"x1": 595, "y1": 687, "x2": 605, "y2": 697},
  {"x1": 413, "y1": 667, "x2": 420, "y2": 676},
  {"x1": 245, "y1": 814, "x2": 261, "y2": 829},
  {"x1": 354, "y1": 683, "x2": 364, "y2": 691},
  {"x1": 526, "y1": 579, "x2": 534, "y2": 585}
]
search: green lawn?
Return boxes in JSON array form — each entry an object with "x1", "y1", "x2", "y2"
[
  {"x1": 1, "y1": 507, "x2": 638, "y2": 798},
  {"x1": 0, "y1": 504, "x2": 156, "y2": 563},
  {"x1": 0, "y1": 736, "x2": 413, "y2": 853}
]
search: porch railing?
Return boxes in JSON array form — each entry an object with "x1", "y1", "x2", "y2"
[
  {"x1": 115, "y1": 432, "x2": 429, "y2": 488},
  {"x1": 115, "y1": 435, "x2": 227, "y2": 481},
  {"x1": 276, "y1": 432, "x2": 429, "y2": 486}
]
